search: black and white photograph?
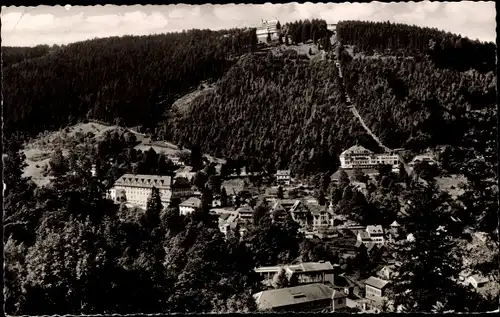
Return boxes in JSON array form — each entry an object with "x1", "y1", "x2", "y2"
[{"x1": 2, "y1": 1, "x2": 498, "y2": 315}]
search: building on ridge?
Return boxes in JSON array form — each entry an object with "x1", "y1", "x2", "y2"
[{"x1": 256, "y1": 18, "x2": 280, "y2": 43}]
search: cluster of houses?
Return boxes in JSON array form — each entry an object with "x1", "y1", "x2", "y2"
[{"x1": 252, "y1": 260, "x2": 395, "y2": 312}]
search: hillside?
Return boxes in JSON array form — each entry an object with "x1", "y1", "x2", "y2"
[
  {"x1": 3, "y1": 28, "x2": 258, "y2": 136},
  {"x1": 158, "y1": 23, "x2": 495, "y2": 179}
]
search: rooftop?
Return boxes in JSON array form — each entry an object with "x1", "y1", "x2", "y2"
[
  {"x1": 277, "y1": 170, "x2": 291, "y2": 176},
  {"x1": 341, "y1": 145, "x2": 373, "y2": 156},
  {"x1": 253, "y1": 283, "x2": 336, "y2": 310},
  {"x1": 179, "y1": 197, "x2": 202, "y2": 208},
  {"x1": 114, "y1": 173, "x2": 172, "y2": 189},
  {"x1": 366, "y1": 225, "x2": 384, "y2": 235},
  {"x1": 365, "y1": 276, "x2": 389, "y2": 290},
  {"x1": 287, "y1": 261, "x2": 335, "y2": 273}
]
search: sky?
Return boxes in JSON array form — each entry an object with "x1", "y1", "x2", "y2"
[{"x1": 1, "y1": 1, "x2": 496, "y2": 47}]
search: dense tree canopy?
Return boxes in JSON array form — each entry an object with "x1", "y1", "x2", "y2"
[{"x1": 3, "y1": 28, "x2": 257, "y2": 136}]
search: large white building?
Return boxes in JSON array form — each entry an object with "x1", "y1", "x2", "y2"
[
  {"x1": 339, "y1": 145, "x2": 400, "y2": 171},
  {"x1": 108, "y1": 174, "x2": 192, "y2": 209},
  {"x1": 256, "y1": 18, "x2": 280, "y2": 43}
]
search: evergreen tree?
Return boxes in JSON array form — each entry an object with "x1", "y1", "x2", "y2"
[
  {"x1": 144, "y1": 187, "x2": 163, "y2": 228},
  {"x1": 338, "y1": 170, "x2": 350, "y2": 188},
  {"x1": 277, "y1": 186, "x2": 284, "y2": 199},
  {"x1": 266, "y1": 32, "x2": 272, "y2": 44},
  {"x1": 220, "y1": 187, "x2": 229, "y2": 207},
  {"x1": 271, "y1": 268, "x2": 289, "y2": 289},
  {"x1": 387, "y1": 181, "x2": 482, "y2": 312}
]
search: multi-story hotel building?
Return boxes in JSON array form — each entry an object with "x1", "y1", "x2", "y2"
[
  {"x1": 108, "y1": 173, "x2": 193, "y2": 209},
  {"x1": 339, "y1": 145, "x2": 400, "y2": 171},
  {"x1": 256, "y1": 18, "x2": 280, "y2": 43}
]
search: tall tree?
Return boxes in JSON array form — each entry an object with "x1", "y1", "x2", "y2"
[{"x1": 387, "y1": 181, "x2": 486, "y2": 312}]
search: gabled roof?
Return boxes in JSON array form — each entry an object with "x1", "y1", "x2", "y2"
[
  {"x1": 341, "y1": 145, "x2": 373, "y2": 156},
  {"x1": 114, "y1": 173, "x2": 172, "y2": 189},
  {"x1": 236, "y1": 204, "x2": 254, "y2": 214},
  {"x1": 277, "y1": 170, "x2": 291, "y2": 176},
  {"x1": 253, "y1": 283, "x2": 335, "y2": 311},
  {"x1": 179, "y1": 197, "x2": 202, "y2": 208},
  {"x1": 365, "y1": 276, "x2": 389, "y2": 290},
  {"x1": 366, "y1": 225, "x2": 384, "y2": 235},
  {"x1": 390, "y1": 220, "x2": 400, "y2": 227},
  {"x1": 357, "y1": 231, "x2": 371, "y2": 241},
  {"x1": 288, "y1": 261, "x2": 335, "y2": 273}
]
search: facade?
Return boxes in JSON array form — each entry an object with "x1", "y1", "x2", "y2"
[
  {"x1": 276, "y1": 169, "x2": 291, "y2": 185},
  {"x1": 376, "y1": 265, "x2": 396, "y2": 281},
  {"x1": 253, "y1": 283, "x2": 339, "y2": 312},
  {"x1": 286, "y1": 261, "x2": 336, "y2": 286},
  {"x1": 365, "y1": 276, "x2": 389, "y2": 300},
  {"x1": 339, "y1": 145, "x2": 399, "y2": 171},
  {"x1": 256, "y1": 19, "x2": 280, "y2": 44},
  {"x1": 255, "y1": 261, "x2": 336, "y2": 286},
  {"x1": 179, "y1": 197, "x2": 202, "y2": 215},
  {"x1": 108, "y1": 174, "x2": 192, "y2": 209},
  {"x1": 356, "y1": 225, "x2": 386, "y2": 246},
  {"x1": 289, "y1": 200, "x2": 334, "y2": 230},
  {"x1": 235, "y1": 204, "x2": 254, "y2": 223}
]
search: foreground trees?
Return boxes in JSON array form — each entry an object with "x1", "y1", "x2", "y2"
[{"x1": 387, "y1": 181, "x2": 495, "y2": 312}]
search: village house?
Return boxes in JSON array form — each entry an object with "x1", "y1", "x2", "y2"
[
  {"x1": 175, "y1": 166, "x2": 196, "y2": 181},
  {"x1": 364, "y1": 276, "x2": 390, "y2": 311},
  {"x1": 179, "y1": 197, "x2": 202, "y2": 215},
  {"x1": 276, "y1": 169, "x2": 291, "y2": 185},
  {"x1": 467, "y1": 274, "x2": 490, "y2": 290},
  {"x1": 376, "y1": 265, "x2": 396, "y2": 281},
  {"x1": 108, "y1": 174, "x2": 192, "y2": 209},
  {"x1": 339, "y1": 145, "x2": 400, "y2": 171},
  {"x1": 356, "y1": 225, "x2": 386, "y2": 246},
  {"x1": 235, "y1": 204, "x2": 254, "y2": 223},
  {"x1": 253, "y1": 283, "x2": 345, "y2": 312},
  {"x1": 255, "y1": 261, "x2": 336, "y2": 287},
  {"x1": 218, "y1": 213, "x2": 240, "y2": 238},
  {"x1": 408, "y1": 153, "x2": 437, "y2": 168}
]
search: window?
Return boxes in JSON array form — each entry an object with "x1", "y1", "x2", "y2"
[{"x1": 337, "y1": 299, "x2": 343, "y2": 304}]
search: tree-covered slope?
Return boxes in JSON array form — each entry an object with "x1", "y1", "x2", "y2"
[
  {"x1": 337, "y1": 20, "x2": 496, "y2": 73},
  {"x1": 3, "y1": 29, "x2": 257, "y2": 136},
  {"x1": 342, "y1": 56, "x2": 496, "y2": 151},
  {"x1": 160, "y1": 54, "x2": 378, "y2": 177}
]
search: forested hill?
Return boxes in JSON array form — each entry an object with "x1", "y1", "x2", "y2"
[
  {"x1": 3, "y1": 28, "x2": 257, "y2": 136},
  {"x1": 336, "y1": 20, "x2": 496, "y2": 73},
  {"x1": 3, "y1": 21, "x2": 496, "y2": 178},
  {"x1": 2, "y1": 45, "x2": 57, "y2": 67},
  {"x1": 160, "y1": 21, "x2": 496, "y2": 178}
]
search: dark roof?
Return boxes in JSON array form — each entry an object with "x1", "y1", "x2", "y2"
[
  {"x1": 254, "y1": 283, "x2": 336, "y2": 310},
  {"x1": 114, "y1": 173, "x2": 172, "y2": 189}
]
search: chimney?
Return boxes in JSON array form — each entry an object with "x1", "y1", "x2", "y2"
[{"x1": 319, "y1": 260, "x2": 325, "y2": 263}]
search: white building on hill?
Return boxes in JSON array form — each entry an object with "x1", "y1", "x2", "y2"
[
  {"x1": 108, "y1": 174, "x2": 192, "y2": 209},
  {"x1": 256, "y1": 18, "x2": 280, "y2": 43},
  {"x1": 339, "y1": 145, "x2": 400, "y2": 171}
]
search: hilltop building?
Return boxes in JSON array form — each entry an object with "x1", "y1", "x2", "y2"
[
  {"x1": 339, "y1": 145, "x2": 400, "y2": 171},
  {"x1": 108, "y1": 174, "x2": 192, "y2": 209},
  {"x1": 256, "y1": 18, "x2": 280, "y2": 43}
]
